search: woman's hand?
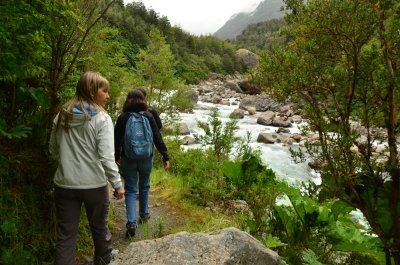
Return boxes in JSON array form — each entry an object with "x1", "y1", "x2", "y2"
[
  {"x1": 163, "y1": 160, "x2": 170, "y2": 170},
  {"x1": 113, "y1": 187, "x2": 125, "y2": 200}
]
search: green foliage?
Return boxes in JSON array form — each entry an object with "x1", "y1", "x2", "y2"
[
  {"x1": 325, "y1": 218, "x2": 385, "y2": 264},
  {"x1": 255, "y1": 0, "x2": 400, "y2": 262},
  {"x1": 135, "y1": 27, "x2": 176, "y2": 97},
  {"x1": 176, "y1": 53, "x2": 209, "y2": 84},
  {"x1": 134, "y1": 27, "x2": 192, "y2": 116},
  {"x1": 232, "y1": 18, "x2": 287, "y2": 51},
  {"x1": 167, "y1": 83, "x2": 193, "y2": 113},
  {"x1": 302, "y1": 249, "x2": 324, "y2": 265},
  {"x1": 0, "y1": 0, "x2": 245, "y2": 263},
  {"x1": 84, "y1": 26, "x2": 134, "y2": 103},
  {"x1": 105, "y1": 1, "x2": 245, "y2": 85},
  {"x1": 164, "y1": 117, "x2": 386, "y2": 264},
  {"x1": 262, "y1": 235, "x2": 287, "y2": 248},
  {"x1": 272, "y1": 188, "x2": 384, "y2": 264},
  {"x1": 1, "y1": 243, "x2": 32, "y2": 265},
  {"x1": 0, "y1": 0, "x2": 49, "y2": 82},
  {"x1": 166, "y1": 139, "x2": 224, "y2": 204},
  {"x1": 0, "y1": 120, "x2": 31, "y2": 139},
  {"x1": 196, "y1": 108, "x2": 239, "y2": 162},
  {"x1": 222, "y1": 155, "x2": 280, "y2": 234}
]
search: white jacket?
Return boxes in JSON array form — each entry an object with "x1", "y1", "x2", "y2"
[{"x1": 49, "y1": 109, "x2": 122, "y2": 190}]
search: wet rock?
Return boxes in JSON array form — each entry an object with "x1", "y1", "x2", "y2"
[
  {"x1": 110, "y1": 227, "x2": 283, "y2": 265},
  {"x1": 257, "y1": 111, "x2": 275, "y2": 126},
  {"x1": 257, "y1": 132, "x2": 277, "y2": 144},
  {"x1": 236, "y1": 48, "x2": 259, "y2": 69},
  {"x1": 230, "y1": 108, "x2": 246, "y2": 119},
  {"x1": 181, "y1": 135, "x2": 197, "y2": 145}
]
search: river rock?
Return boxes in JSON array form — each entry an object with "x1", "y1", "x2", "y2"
[
  {"x1": 165, "y1": 123, "x2": 191, "y2": 135},
  {"x1": 230, "y1": 108, "x2": 246, "y2": 119},
  {"x1": 181, "y1": 135, "x2": 197, "y2": 145},
  {"x1": 308, "y1": 159, "x2": 323, "y2": 170},
  {"x1": 236, "y1": 48, "x2": 259, "y2": 69},
  {"x1": 291, "y1": 133, "x2": 303, "y2": 142},
  {"x1": 247, "y1": 106, "x2": 257, "y2": 115},
  {"x1": 225, "y1": 200, "x2": 254, "y2": 219},
  {"x1": 225, "y1": 81, "x2": 244, "y2": 93},
  {"x1": 257, "y1": 111, "x2": 276, "y2": 126},
  {"x1": 276, "y1": 127, "x2": 290, "y2": 133},
  {"x1": 238, "y1": 80, "x2": 262, "y2": 95},
  {"x1": 257, "y1": 132, "x2": 277, "y2": 144},
  {"x1": 110, "y1": 227, "x2": 282, "y2": 265},
  {"x1": 240, "y1": 94, "x2": 281, "y2": 112},
  {"x1": 272, "y1": 116, "x2": 292, "y2": 128}
]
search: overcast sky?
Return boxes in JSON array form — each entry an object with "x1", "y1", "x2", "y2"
[{"x1": 124, "y1": 0, "x2": 262, "y2": 35}]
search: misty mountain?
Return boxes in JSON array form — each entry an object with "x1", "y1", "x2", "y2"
[{"x1": 213, "y1": 0, "x2": 285, "y2": 40}]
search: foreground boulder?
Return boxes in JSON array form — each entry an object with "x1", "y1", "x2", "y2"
[{"x1": 111, "y1": 227, "x2": 282, "y2": 265}]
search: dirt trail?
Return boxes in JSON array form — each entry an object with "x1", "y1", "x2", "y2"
[
  {"x1": 110, "y1": 188, "x2": 187, "y2": 252},
  {"x1": 79, "y1": 187, "x2": 187, "y2": 264}
]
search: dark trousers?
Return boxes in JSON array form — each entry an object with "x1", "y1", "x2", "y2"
[{"x1": 55, "y1": 186, "x2": 112, "y2": 265}]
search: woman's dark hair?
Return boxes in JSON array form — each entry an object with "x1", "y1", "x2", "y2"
[
  {"x1": 123, "y1": 89, "x2": 148, "y2": 113},
  {"x1": 137, "y1": 87, "x2": 147, "y2": 98}
]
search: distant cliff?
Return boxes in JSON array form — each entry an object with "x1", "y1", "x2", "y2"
[{"x1": 214, "y1": 0, "x2": 285, "y2": 40}]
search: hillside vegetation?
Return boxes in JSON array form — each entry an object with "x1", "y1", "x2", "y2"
[
  {"x1": 1, "y1": 0, "x2": 399, "y2": 264},
  {"x1": 213, "y1": 0, "x2": 285, "y2": 40},
  {"x1": 0, "y1": 0, "x2": 245, "y2": 263},
  {"x1": 231, "y1": 18, "x2": 286, "y2": 51}
]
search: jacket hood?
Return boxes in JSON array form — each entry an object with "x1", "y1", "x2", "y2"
[{"x1": 60, "y1": 102, "x2": 100, "y2": 128}]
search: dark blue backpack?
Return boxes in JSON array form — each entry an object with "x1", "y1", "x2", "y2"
[{"x1": 124, "y1": 112, "x2": 153, "y2": 159}]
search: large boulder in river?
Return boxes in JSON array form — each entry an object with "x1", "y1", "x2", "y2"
[
  {"x1": 110, "y1": 227, "x2": 283, "y2": 265},
  {"x1": 165, "y1": 123, "x2": 191, "y2": 135},
  {"x1": 240, "y1": 94, "x2": 281, "y2": 112},
  {"x1": 236, "y1": 48, "x2": 259, "y2": 69},
  {"x1": 225, "y1": 80, "x2": 244, "y2": 93},
  {"x1": 238, "y1": 80, "x2": 262, "y2": 95},
  {"x1": 257, "y1": 111, "x2": 276, "y2": 126},
  {"x1": 257, "y1": 132, "x2": 278, "y2": 144},
  {"x1": 230, "y1": 108, "x2": 246, "y2": 119},
  {"x1": 272, "y1": 116, "x2": 292, "y2": 128}
]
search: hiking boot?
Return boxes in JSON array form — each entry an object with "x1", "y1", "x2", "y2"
[
  {"x1": 126, "y1": 222, "x2": 137, "y2": 238},
  {"x1": 139, "y1": 215, "x2": 150, "y2": 224}
]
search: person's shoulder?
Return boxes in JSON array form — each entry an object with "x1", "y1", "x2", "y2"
[
  {"x1": 148, "y1": 106, "x2": 159, "y2": 114},
  {"x1": 143, "y1": 110, "x2": 154, "y2": 119},
  {"x1": 93, "y1": 110, "x2": 112, "y2": 123}
]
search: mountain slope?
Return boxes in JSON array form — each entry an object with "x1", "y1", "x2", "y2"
[{"x1": 213, "y1": 0, "x2": 285, "y2": 40}]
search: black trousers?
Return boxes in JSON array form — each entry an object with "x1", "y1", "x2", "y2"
[{"x1": 55, "y1": 186, "x2": 112, "y2": 265}]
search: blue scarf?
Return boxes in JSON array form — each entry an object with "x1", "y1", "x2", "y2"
[{"x1": 72, "y1": 102, "x2": 98, "y2": 116}]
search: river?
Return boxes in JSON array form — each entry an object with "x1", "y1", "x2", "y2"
[{"x1": 177, "y1": 100, "x2": 321, "y2": 187}]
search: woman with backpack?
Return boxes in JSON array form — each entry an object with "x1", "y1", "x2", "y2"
[{"x1": 114, "y1": 89, "x2": 170, "y2": 238}]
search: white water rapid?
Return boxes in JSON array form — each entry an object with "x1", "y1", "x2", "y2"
[{"x1": 177, "y1": 100, "x2": 321, "y2": 186}]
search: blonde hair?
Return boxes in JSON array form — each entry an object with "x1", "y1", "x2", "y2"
[{"x1": 59, "y1": 71, "x2": 109, "y2": 130}]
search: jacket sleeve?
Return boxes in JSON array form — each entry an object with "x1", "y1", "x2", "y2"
[
  {"x1": 145, "y1": 112, "x2": 169, "y2": 162},
  {"x1": 114, "y1": 114, "x2": 126, "y2": 162},
  {"x1": 149, "y1": 107, "x2": 162, "y2": 129},
  {"x1": 114, "y1": 112, "x2": 131, "y2": 161},
  {"x1": 49, "y1": 113, "x2": 59, "y2": 160},
  {"x1": 97, "y1": 113, "x2": 122, "y2": 190}
]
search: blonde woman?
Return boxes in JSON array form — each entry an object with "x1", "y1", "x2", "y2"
[{"x1": 49, "y1": 71, "x2": 125, "y2": 265}]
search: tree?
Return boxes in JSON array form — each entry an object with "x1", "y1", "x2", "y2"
[
  {"x1": 135, "y1": 27, "x2": 191, "y2": 114},
  {"x1": 47, "y1": 0, "x2": 116, "y2": 122},
  {"x1": 0, "y1": 0, "x2": 52, "y2": 140},
  {"x1": 254, "y1": 0, "x2": 400, "y2": 263}
]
